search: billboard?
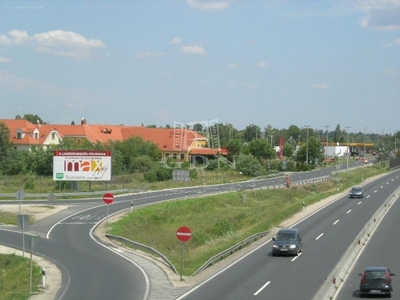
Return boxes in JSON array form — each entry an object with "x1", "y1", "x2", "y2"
[{"x1": 53, "y1": 150, "x2": 112, "y2": 181}]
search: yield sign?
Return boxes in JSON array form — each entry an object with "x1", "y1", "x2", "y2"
[
  {"x1": 176, "y1": 226, "x2": 192, "y2": 242},
  {"x1": 103, "y1": 192, "x2": 114, "y2": 204}
]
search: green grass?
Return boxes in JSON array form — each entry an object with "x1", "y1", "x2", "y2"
[
  {"x1": 0, "y1": 170, "x2": 251, "y2": 197},
  {"x1": 107, "y1": 165, "x2": 386, "y2": 276},
  {"x1": 0, "y1": 254, "x2": 42, "y2": 300}
]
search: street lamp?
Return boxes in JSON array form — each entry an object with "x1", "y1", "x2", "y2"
[
  {"x1": 346, "y1": 126, "x2": 351, "y2": 172},
  {"x1": 324, "y1": 125, "x2": 330, "y2": 161},
  {"x1": 304, "y1": 125, "x2": 311, "y2": 164}
]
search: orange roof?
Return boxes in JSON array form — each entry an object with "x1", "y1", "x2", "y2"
[
  {"x1": 0, "y1": 119, "x2": 220, "y2": 153},
  {"x1": 0, "y1": 119, "x2": 41, "y2": 145}
]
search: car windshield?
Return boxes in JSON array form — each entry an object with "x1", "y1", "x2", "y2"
[
  {"x1": 365, "y1": 271, "x2": 386, "y2": 279},
  {"x1": 275, "y1": 233, "x2": 296, "y2": 241},
  {"x1": 351, "y1": 188, "x2": 360, "y2": 192}
]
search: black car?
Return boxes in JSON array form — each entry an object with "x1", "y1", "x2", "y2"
[
  {"x1": 359, "y1": 266, "x2": 395, "y2": 297},
  {"x1": 272, "y1": 228, "x2": 302, "y2": 256},
  {"x1": 349, "y1": 186, "x2": 364, "y2": 198}
]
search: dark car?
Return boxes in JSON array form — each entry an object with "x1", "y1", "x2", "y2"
[
  {"x1": 359, "y1": 266, "x2": 395, "y2": 297},
  {"x1": 349, "y1": 186, "x2": 364, "y2": 198},
  {"x1": 272, "y1": 228, "x2": 302, "y2": 256}
]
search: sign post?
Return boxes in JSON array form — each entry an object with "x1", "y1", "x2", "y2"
[
  {"x1": 15, "y1": 189, "x2": 26, "y2": 257},
  {"x1": 176, "y1": 226, "x2": 192, "y2": 281},
  {"x1": 103, "y1": 192, "x2": 114, "y2": 222}
]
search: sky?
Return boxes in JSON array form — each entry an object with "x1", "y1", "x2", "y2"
[{"x1": 0, "y1": 0, "x2": 399, "y2": 135}]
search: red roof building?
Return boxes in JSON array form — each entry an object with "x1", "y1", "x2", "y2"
[{"x1": 0, "y1": 118, "x2": 226, "y2": 161}]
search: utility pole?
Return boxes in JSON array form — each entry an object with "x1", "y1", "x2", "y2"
[
  {"x1": 324, "y1": 125, "x2": 330, "y2": 160},
  {"x1": 346, "y1": 126, "x2": 351, "y2": 172},
  {"x1": 304, "y1": 125, "x2": 311, "y2": 164},
  {"x1": 364, "y1": 127, "x2": 368, "y2": 159}
]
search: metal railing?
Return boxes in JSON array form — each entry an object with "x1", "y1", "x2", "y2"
[
  {"x1": 192, "y1": 231, "x2": 269, "y2": 275},
  {"x1": 105, "y1": 234, "x2": 179, "y2": 274}
]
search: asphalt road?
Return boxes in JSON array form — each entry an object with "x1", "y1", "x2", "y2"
[
  {"x1": 176, "y1": 170, "x2": 400, "y2": 300},
  {"x1": 335, "y1": 181, "x2": 400, "y2": 299},
  {"x1": 0, "y1": 162, "x2": 393, "y2": 300}
]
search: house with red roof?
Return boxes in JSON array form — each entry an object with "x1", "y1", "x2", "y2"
[{"x1": 0, "y1": 118, "x2": 226, "y2": 162}]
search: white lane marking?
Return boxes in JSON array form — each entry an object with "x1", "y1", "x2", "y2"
[
  {"x1": 254, "y1": 281, "x2": 271, "y2": 296},
  {"x1": 386, "y1": 182, "x2": 389, "y2": 185},
  {"x1": 366, "y1": 195, "x2": 370, "y2": 198},
  {"x1": 333, "y1": 220, "x2": 339, "y2": 225},
  {"x1": 357, "y1": 202, "x2": 362, "y2": 205},
  {"x1": 316, "y1": 233, "x2": 324, "y2": 240},
  {"x1": 291, "y1": 253, "x2": 301, "y2": 261},
  {"x1": 380, "y1": 186, "x2": 384, "y2": 189},
  {"x1": 60, "y1": 222, "x2": 98, "y2": 225},
  {"x1": 374, "y1": 190, "x2": 377, "y2": 193},
  {"x1": 346, "y1": 209, "x2": 352, "y2": 214}
]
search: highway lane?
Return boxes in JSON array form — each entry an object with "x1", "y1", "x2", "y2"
[
  {"x1": 177, "y1": 170, "x2": 400, "y2": 300},
  {"x1": 0, "y1": 162, "x2": 371, "y2": 299},
  {"x1": 335, "y1": 184, "x2": 400, "y2": 299}
]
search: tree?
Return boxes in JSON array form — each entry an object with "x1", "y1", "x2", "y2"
[
  {"x1": 333, "y1": 124, "x2": 343, "y2": 143},
  {"x1": 287, "y1": 125, "x2": 301, "y2": 139},
  {"x1": 0, "y1": 122, "x2": 12, "y2": 166},
  {"x1": 235, "y1": 154, "x2": 263, "y2": 176},
  {"x1": 243, "y1": 124, "x2": 261, "y2": 142},
  {"x1": 17, "y1": 114, "x2": 46, "y2": 124},
  {"x1": 193, "y1": 123, "x2": 203, "y2": 132},
  {"x1": 248, "y1": 139, "x2": 276, "y2": 160},
  {"x1": 296, "y1": 136, "x2": 323, "y2": 165},
  {"x1": 283, "y1": 142, "x2": 294, "y2": 158},
  {"x1": 226, "y1": 139, "x2": 242, "y2": 156}
]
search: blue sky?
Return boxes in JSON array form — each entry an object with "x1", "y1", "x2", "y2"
[{"x1": 0, "y1": 0, "x2": 399, "y2": 135}]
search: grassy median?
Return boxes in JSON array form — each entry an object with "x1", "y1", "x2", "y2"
[
  {"x1": 107, "y1": 165, "x2": 386, "y2": 276},
  {"x1": 0, "y1": 254, "x2": 42, "y2": 300}
]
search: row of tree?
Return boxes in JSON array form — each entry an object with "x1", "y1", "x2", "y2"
[{"x1": 0, "y1": 116, "x2": 398, "y2": 180}]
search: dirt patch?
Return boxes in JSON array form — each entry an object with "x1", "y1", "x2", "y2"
[{"x1": 0, "y1": 204, "x2": 68, "y2": 223}]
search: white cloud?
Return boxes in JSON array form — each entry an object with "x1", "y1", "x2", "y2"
[
  {"x1": 182, "y1": 45, "x2": 205, "y2": 54},
  {"x1": 257, "y1": 61, "x2": 269, "y2": 68},
  {"x1": 186, "y1": 0, "x2": 231, "y2": 10},
  {"x1": 170, "y1": 37, "x2": 183, "y2": 45},
  {"x1": 356, "y1": 0, "x2": 400, "y2": 30},
  {"x1": 383, "y1": 69, "x2": 400, "y2": 75},
  {"x1": 0, "y1": 56, "x2": 11, "y2": 63},
  {"x1": 313, "y1": 83, "x2": 330, "y2": 90},
  {"x1": 228, "y1": 63, "x2": 239, "y2": 69},
  {"x1": 0, "y1": 29, "x2": 106, "y2": 58},
  {"x1": 382, "y1": 37, "x2": 400, "y2": 47},
  {"x1": 134, "y1": 51, "x2": 166, "y2": 59}
]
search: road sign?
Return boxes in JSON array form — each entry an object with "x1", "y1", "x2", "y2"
[
  {"x1": 16, "y1": 189, "x2": 25, "y2": 200},
  {"x1": 103, "y1": 192, "x2": 114, "y2": 204},
  {"x1": 176, "y1": 226, "x2": 192, "y2": 242}
]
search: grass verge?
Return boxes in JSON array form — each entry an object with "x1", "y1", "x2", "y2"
[{"x1": 0, "y1": 253, "x2": 42, "y2": 300}]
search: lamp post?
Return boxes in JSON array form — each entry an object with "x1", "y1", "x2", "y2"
[
  {"x1": 270, "y1": 135, "x2": 273, "y2": 146},
  {"x1": 346, "y1": 126, "x2": 351, "y2": 172},
  {"x1": 324, "y1": 125, "x2": 330, "y2": 161},
  {"x1": 304, "y1": 125, "x2": 311, "y2": 164}
]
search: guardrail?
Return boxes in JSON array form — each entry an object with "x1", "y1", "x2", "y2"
[
  {"x1": 0, "y1": 189, "x2": 145, "y2": 201},
  {"x1": 105, "y1": 234, "x2": 179, "y2": 274},
  {"x1": 192, "y1": 231, "x2": 269, "y2": 275},
  {"x1": 106, "y1": 231, "x2": 269, "y2": 276}
]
